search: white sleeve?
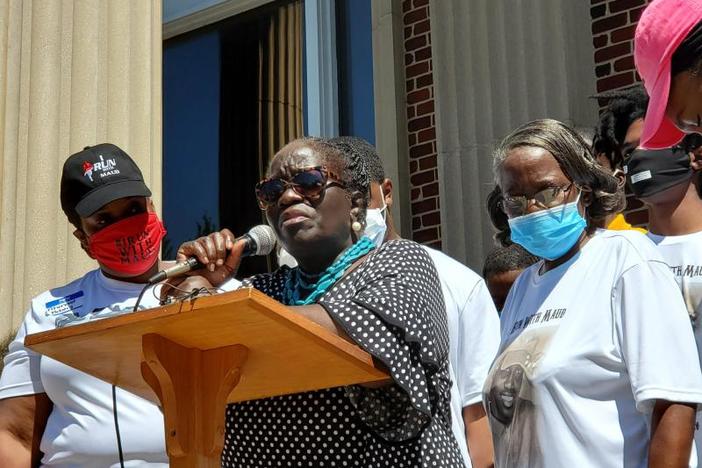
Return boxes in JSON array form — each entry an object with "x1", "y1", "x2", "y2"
[
  {"x1": 0, "y1": 308, "x2": 46, "y2": 399},
  {"x1": 614, "y1": 260, "x2": 702, "y2": 413},
  {"x1": 455, "y1": 280, "x2": 501, "y2": 407}
]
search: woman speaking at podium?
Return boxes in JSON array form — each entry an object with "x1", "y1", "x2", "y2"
[{"x1": 177, "y1": 137, "x2": 465, "y2": 467}]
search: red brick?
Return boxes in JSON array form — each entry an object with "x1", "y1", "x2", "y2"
[
  {"x1": 404, "y1": 26, "x2": 412, "y2": 39},
  {"x1": 407, "y1": 105, "x2": 416, "y2": 119},
  {"x1": 413, "y1": 0, "x2": 429, "y2": 7},
  {"x1": 422, "y1": 183, "x2": 439, "y2": 198},
  {"x1": 419, "y1": 155, "x2": 437, "y2": 171},
  {"x1": 418, "y1": 128, "x2": 436, "y2": 142},
  {"x1": 411, "y1": 188, "x2": 421, "y2": 201},
  {"x1": 412, "y1": 216, "x2": 422, "y2": 230},
  {"x1": 613, "y1": 55, "x2": 635, "y2": 72},
  {"x1": 592, "y1": 12, "x2": 627, "y2": 34},
  {"x1": 405, "y1": 35, "x2": 427, "y2": 52},
  {"x1": 416, "y1": 73, "x2": 433, "y2": 88},
  {"x1": 409, "y1": 132, "x2": 417, "y2": 146},
  {"x1": 408, "y1": 115, "x2": 431, "y2": 132},
  {"x1": 590, "y1": 4, "x2": 606, "y2": 19},
  {"x1": 591, "y1": 0, "x2": 606, "y2": 4},
  {"x1": 413, "y1": 226, "x2": 439, "y2": 243},
  {"x1": 610, "y1": 24, "x2": 637, "y2": 43},
  {"x1": 629, "y1": 6, "x2": 646, "y2": 22},
  {"x1": 410, "y1": 142, "x2": 434, "y2": 159},
  {"x1": 610, "y1": 0, "x2": 645, "y2": 13},
  {"x1": 405, "y1": 53, "x2": 413, "y2": 66},
  {"x1": 404, "y1": 7, "x2": 427, "y2": 25},
  {"x1": 412, "y1": 198, "x2": 437, "y2": 215},
  {"x1": 593, "y1": 34, "x2": 608, "y2": 48},
  {"x1": 594, "y1": 42, "x2": 630, "y2": 62},
  {"x1": 409, "y1": 160, "x2": 418, "y2": 174},
  {"x1": 416, "y1": 100, "x2": 435, "y2": 117},
  {"x1": 596, "y1": 63, "x2": 611, "y2": 78},
  {"x1": 407, "y1": 61, "x2": 429, "y2": 78},
  {"x1": 596, "y1": 71, "x2": 634, "y2": 92},
  {"x1": 414, "y1": 19, "x2": 431, "y2": 35},
  {"x1": 410, "y1": 169, "x2": 435, "y2": 186},
  {"x1": 402, "y1": 0, "x2": 412, "y2": 13},
  {"x1": 406, "y1": 78, "x2": 415, "y2": 92},
  {"x1": 408, "y1": 88, "x2": 430, "y2": 104},
  {"x1": 415, "y1": 45, "x2": 432, "y2": 61},
  {"x1": 426, "y1": 240, "x2": 442, "y2": 250},
  {"x1": 421, "y1": 210, "x2": 441, "y2": 227}
]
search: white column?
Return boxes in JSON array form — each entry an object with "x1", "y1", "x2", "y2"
[{"x1": 0, "y1": 0, "x2": 162, "y2": 336}]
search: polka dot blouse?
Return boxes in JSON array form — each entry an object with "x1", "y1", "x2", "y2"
[{"x1": 221, "y1": 239, "x2": 465, "y2": 467}]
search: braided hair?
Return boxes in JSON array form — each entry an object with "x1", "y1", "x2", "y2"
[{"x1": 304, "y1": 137, "x2": 372, "y2": 226}]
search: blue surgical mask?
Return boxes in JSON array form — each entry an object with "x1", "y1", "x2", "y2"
[
  {"x1": 508, "y1": 193, "x2": 586, "y2": 261},
  {"x1": 364, "y1": 198, "x2": 388, "y2": 248}
]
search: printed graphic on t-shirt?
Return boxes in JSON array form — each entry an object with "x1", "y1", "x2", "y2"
[
  {"x1": 485, "y1": 326, "x2": 557, "y2": 467},
  {"x1": 667, "y1": 263, "x2": 702, "y2": 326}
]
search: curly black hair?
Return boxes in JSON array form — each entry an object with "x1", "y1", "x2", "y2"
[
  {"x1": 486, "y1": 185, "x2": 512, "y2": 247},
  {"x1": 591, "y1": 85, "x2": 649, "y2": 170},
  {"x1": 482, "y1": 244, "x2": 539, "y2": 279}
]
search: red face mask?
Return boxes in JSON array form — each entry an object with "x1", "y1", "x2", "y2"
[{"x1": 87, "y1": 212, "x2": 167, "y2": 276}]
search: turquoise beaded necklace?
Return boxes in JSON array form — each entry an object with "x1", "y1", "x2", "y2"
[{"x1": 282, "y1": 236, "x2": 375, "y2": 306}]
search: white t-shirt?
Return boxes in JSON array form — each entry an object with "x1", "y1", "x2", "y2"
[
  {"x1": 648, "y1": 230, "x2": 702, "y2": 467},
  {"x1": 484, "y1": 230, "x2": 702, "y2": 468},
  {"x1": 423, "y1": 246, "x2": 501, "y2": 468},
  {"x1": 0, "y1": 269, "x2": 169, "y2": 467}
]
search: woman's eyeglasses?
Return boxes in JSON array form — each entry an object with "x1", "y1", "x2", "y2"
[
  {"x1": 501, "y1": 183, "x2": 575, "y2": 217},
  {"x1": 255, "y1": 166, "x2": 344, "y2": 209}
]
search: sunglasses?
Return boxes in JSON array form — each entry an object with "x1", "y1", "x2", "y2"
[
  {"x1": 255, "y1": 166, "x2": 345, "y2": 209},
  {"x1": 501, "y1": 183, "x2": 575, "y2": 218}
]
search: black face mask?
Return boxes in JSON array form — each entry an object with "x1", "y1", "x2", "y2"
[{"x1": 624, "y1": 147, "x2": 692, "y2": 199}]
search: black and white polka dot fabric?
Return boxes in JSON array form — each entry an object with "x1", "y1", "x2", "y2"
[{"x1": 222, "y1": 239, "x2": 465, "y2": 467}]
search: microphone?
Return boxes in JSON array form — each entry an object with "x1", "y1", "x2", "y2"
[{"x1": 148, "y1": 225, "x2": 277, "y2": 284}]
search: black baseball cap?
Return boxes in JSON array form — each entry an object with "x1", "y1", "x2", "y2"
[{"x1": 60, "y1": 143, "x2": 151, "y2": 218}]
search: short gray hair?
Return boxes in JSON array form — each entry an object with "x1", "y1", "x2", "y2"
[{"x1": 493, "y1": 119, "x2": 625, "y2": 227}]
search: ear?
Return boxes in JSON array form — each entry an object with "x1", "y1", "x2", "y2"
[
  {"x1": 611, "y1": 169, "x2": 627, "y2": 188},
  {"x1": 381, "y1": 178, "x2": 393, "y2": 208},
  {"x1": 579, "y1": 186, "x2": 594, "y2": 207},
  {"x1": 690, "y1": 152, "x2": 702, "y2": 172},
  {"x1": 73, "y1": 229, "x2": 96, "y2": 259},
  {"x1": 349, "y1": 190, "x2": 367, "y2": 232}
]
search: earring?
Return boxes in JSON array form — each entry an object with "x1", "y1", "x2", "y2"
[{"x1": 352, "y1": 221, "x2": 362, "y2": 232}]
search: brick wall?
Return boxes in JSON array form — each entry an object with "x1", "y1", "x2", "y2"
[
  {"x1": 402, "y1": 0, "x2": 441, "y2": 248},
  {"x1": 590, "y1": 0, "x2": 652, "y2": 226}
]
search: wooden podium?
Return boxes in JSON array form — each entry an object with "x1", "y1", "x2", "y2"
[{"x1": 25, "y1": 288, "x2": 388, "y2": 467}]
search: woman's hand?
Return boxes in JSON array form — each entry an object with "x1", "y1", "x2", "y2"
[
  {"x1": 175, "y1": 229, "x2": 247, "y2": 287},
  {"x1": 649, "y1": 400, "x2": 696, "y2": 468}
]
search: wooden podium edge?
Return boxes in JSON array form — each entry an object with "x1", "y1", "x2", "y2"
[{"x1": 25, "y1": 287, "x2": 386, "y2": 380}]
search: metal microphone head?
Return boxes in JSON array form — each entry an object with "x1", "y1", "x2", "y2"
[{"x1": 247, "y1": 225, "x2": 276, "y2": 256}]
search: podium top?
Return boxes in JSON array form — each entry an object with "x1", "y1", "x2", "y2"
[{"x1": 25, "y1": 288, "x2": 388, "y2": 404}]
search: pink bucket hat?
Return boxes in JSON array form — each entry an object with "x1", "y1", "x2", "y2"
[{"x1": 634, "y1": 0, "x2": 702, "y2": 149}]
